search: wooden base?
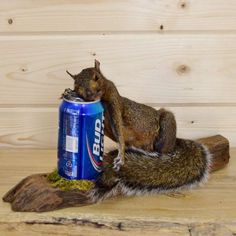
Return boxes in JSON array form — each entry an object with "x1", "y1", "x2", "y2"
[
  {"x1": 2, "y1": 173, "x2": 89, "y2": 212},
  {"x1": 2, "y1": 135, "x2": 230, "y2": 212}
]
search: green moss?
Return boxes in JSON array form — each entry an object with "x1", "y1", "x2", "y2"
[{"x1": 47, "y1": 169, "x2": 94, "y2": 191}]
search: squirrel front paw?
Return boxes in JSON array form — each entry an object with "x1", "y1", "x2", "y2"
[{"x1": 113, "y1": 154, "x2": 124, "y2": 171}]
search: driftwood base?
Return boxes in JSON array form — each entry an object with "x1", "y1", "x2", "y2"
[
  {"x1": 2, "y1": 135, "x2": 230, "y2": 212},
  {"x1": 2, "y1": 174, "x2": 89, "y2": 212}
]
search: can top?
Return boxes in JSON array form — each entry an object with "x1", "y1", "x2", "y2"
[{"x1": 62, "y1": 88, "x2": 100, "y2": 104}]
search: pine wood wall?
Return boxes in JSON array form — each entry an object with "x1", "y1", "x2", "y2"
[{"x1": 0, "y1": 0, "x2": 236, "y2": 148}]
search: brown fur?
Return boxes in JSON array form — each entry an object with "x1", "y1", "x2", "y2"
[
  {"x1": 102, "y1": 139, "x2": 207, "y2": 188},
  {"x1": 67, "y1": 60, "x2": 177, "y2": 168}
]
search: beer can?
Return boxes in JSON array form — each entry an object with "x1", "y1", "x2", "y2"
[{"x1": 57, "y1": 90, "x2": 104, "y2": 180}]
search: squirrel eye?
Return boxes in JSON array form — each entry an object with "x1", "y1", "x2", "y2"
[{"x1": 94, "y1": 74, "x2": 99, "y2": 81}]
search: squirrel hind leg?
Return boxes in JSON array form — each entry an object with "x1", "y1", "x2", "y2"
[{"x1": 154, "y1": 110, "x2": 177, "y2": 154}]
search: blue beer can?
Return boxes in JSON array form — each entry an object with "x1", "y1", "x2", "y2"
[{"x1": 57, "y1": 90, "x2": 104, "y2": 180}]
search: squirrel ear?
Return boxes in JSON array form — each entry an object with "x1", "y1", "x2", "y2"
[
  {"x1": 66, "y1": 70, "x2": 76, "y2": 80},
  {"x1": 94, "y1": 59, "x2": 101, "y2": 72}
]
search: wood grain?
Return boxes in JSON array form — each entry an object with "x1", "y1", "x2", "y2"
[
  {"x1": 0, "y1": 34, "x2": 236, "y2": 104},
  {"x1": 0, "y1": 223, "x2": 190, "y2": 236},
  {"x1": 0, "y1": 0, "x2": 236, "y2": 32},
  {"x1": 0, "y1": 107, "x2": 235, "y2": 148},
  {"x1": 0, "y1": 148, "x2": 235, "y2": 235}
]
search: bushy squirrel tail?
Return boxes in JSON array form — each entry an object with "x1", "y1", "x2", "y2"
[{"x1": 88, "y1": 139, "x2": 212, "y2": 203}]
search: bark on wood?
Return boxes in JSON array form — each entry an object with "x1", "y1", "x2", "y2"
[
  {"x1": 2, "y1": 135, "x2": 230, "y2": 212},
  {"x1": 197, "y1": 135, "x2": 230, "y2": 172}
]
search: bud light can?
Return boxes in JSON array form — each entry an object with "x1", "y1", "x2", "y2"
[{"x1": 57, "y1": 90, "x2": 104, "y2": 180}]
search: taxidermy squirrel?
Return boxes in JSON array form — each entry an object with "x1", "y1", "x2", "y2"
[
  {"x1": 63, "y1": 60, "x2": 212, "y2": 204},
  {"x1": 66, "y1": 60, "x2": 176, "y2": 170}
]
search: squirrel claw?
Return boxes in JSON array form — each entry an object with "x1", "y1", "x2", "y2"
[{"x1": 113, "y1": 155, "x2": 123, "y2": 172}]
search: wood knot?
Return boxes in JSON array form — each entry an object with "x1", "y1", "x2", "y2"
[
  {"x1": 181, "y1": 2, "x2": 186, "y2": 8},
  {"x1": 20, "y1": 66, "x2": 28, "y2": 72},
  {"x1": 179, "y1": 1, "x2": 188, "y2": 9},
  {"x1": 160, "y1": 25, "x2": 164, "y2": 30},
  {"x1": 8, "y1": 18, "x2": 13, "y2": 25},
  {"x1": 177, "y1": 64, "x2": 190, "y2": 75}
]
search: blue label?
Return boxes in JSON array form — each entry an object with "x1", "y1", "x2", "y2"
[
  {"x1": 84, "y1": 114, "x2": 104, "y2": 174},
  {"x1": 58, "y1": 99, "x2": 104, "y2": 180}
]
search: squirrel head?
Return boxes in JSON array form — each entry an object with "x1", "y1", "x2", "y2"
[{"x1": 66, "y1": 60, "x2": 105, "y2": 101}]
